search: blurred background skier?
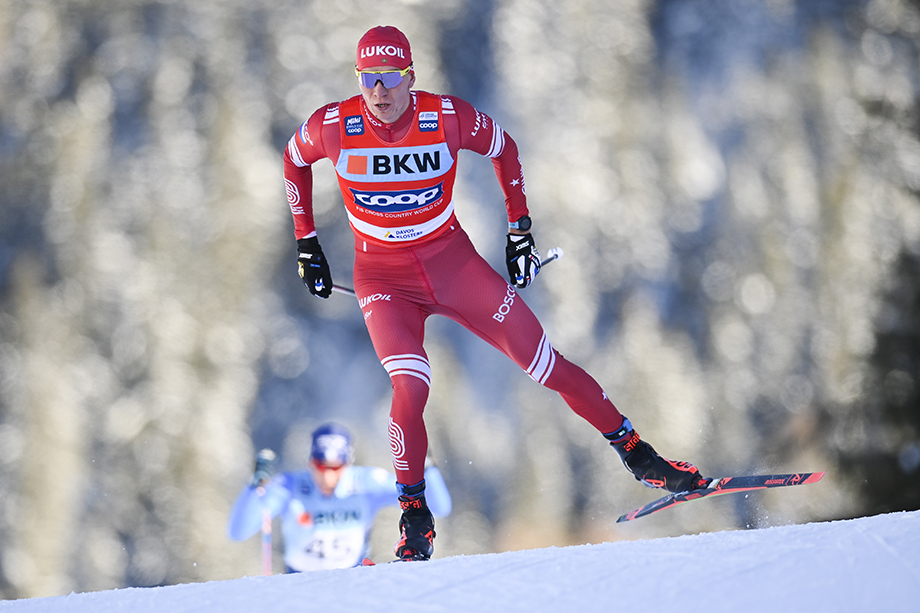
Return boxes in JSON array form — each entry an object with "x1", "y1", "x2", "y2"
[{"x1": 227, "y1": 422, "x2": 451, "y2": 570}]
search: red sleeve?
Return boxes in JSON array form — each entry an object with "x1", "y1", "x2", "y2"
[
  {"x1": 444, "y1": 96, "x2": 528, "y2": 224},
  {"x1": 283, "y1": 104, "x2": 341, "y2": 240}
]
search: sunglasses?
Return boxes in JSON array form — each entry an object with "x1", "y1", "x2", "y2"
[
  {"x1": 311, "y1": 458, "x2": 347, "y2": 472},
  {"x1": 355, "y1": 65, "x2": 412, "y2": 89}
]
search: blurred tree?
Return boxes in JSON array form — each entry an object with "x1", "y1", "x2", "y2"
[{"x1": 835, "y1": 249, "x2": 920, "y2": 515}]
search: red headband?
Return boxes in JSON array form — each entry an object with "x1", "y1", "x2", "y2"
[{"x1": 356, "y1": 26, "x2": 412, "y2": 70}]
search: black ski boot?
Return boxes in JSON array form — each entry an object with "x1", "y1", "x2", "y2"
[
  {"x1": 605, "y1": 417, "x2": 709, "y2": 493},
  {"x1": 394, "y1": 481, "x2": 435, "y2": 561}
]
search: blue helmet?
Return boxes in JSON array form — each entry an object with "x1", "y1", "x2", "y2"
[{"x1": 310, "y1": 423, "x2": 354, "y2": 466}]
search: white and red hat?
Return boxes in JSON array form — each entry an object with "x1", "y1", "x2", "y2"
[{"x1": 356, "y1": 26, "x2": 412, "y2": 70}]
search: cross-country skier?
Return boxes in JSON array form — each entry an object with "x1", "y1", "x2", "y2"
[
  {"x1": 227, "y1": 422, "x2": 451, "y2": 571},
  {"x1": 283, "y1": 25, "x2": 709, "y2": 561}
]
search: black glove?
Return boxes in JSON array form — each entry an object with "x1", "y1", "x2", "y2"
[
  {"x1": 251, "y1": 448, "x2": 277, "y2": 488},
  {"x1": 297, "y1": 237, "x2": 332, "y2": 298},
  {"x1": 505, "y1": 233, "x2": 541, "y2": 289}
]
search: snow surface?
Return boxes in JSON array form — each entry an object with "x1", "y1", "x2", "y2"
[{"x1": 2, "y1": 511, "x2": 918, "y2": 612}]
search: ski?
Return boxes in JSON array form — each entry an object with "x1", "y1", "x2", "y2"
[
  {"x1": 360, "y1": 557, "x2": 427, "y2": 566},
  {"x1": 616, "y1": 471, "x2": 826, "y2": 523}
]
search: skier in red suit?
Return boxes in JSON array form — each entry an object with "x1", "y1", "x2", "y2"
[{"x1": 284, "y1": 25, "x2": 708, "y2": 561}]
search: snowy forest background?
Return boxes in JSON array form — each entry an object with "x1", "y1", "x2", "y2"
[{"x1": 1, "y1": 0, "x2": 919, "y2": 600}]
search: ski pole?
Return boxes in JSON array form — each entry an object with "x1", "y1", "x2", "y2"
[
  {"x1": 261, "y1": 506, "x2": 272, "y2": 576},
  {"x1": 331, "y1": 284, "x2": 358, "y2": 297},
  {"x1": 331, "y1": 246, "x2": 565, "y2": 297}
]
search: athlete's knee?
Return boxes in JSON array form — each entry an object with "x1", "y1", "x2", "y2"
[
  {"x1": 381, "y1": 353, "x2": 431, "y2": 388},
  {"x1": 524, "y1": 334, "x2": 557, "y2": 385},
  {"x1": 382, "y1": 353, "x2": 431, "y2": 418}
]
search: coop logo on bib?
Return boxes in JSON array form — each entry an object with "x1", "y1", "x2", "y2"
[
  {"x1": 345, "y1": 115, "x2": 364, "y2": 136},
  {"x1": 418, "y1": 111, "x2": 438, "y2": 132}
]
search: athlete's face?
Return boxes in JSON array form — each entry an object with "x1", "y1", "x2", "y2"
[
  {"x1": 357, "y1": 65, "x2": 416, "y2": 124},
  {"x1": 310, "y1": 459, "x2": 347, "y2": 497}
]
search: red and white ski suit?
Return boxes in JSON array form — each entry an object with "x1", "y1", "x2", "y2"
[{"x1": 284, "y1": 91, "x2": 625, "y2": 485}]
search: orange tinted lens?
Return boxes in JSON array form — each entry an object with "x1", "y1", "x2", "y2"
[{"x1": 312, "y1": 459, "x2": 346, "y2": 472}]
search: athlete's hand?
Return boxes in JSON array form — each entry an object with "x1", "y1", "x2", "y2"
[
  {"x1": 505, "y1": 233, "x2": 541, "y2": 289},
  {"x1": 297, "y1": 237, "x2": 332, "y2": 298},
  {"x1": 251, "y1": 449, "x2": 276, "y2": 488}
]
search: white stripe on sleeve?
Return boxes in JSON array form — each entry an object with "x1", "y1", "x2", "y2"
[
  {"x1": 287, "y1": 136, "x2": 308, "y2": 167},
  {"x1": 487, "y1": 121, "x2": 506, "y2": 158}
]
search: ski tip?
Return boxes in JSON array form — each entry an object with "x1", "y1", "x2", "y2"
[{"x1": 361, "y1": 558, "x2": 376, "y2": 566}]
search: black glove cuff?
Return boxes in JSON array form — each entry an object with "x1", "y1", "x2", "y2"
[
  {"x1": 506, "y1": 233, "x2": 535, "y2": 254},
  {"x1": 297, "y1": 236, "x2": 322, "y2": 254}
]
